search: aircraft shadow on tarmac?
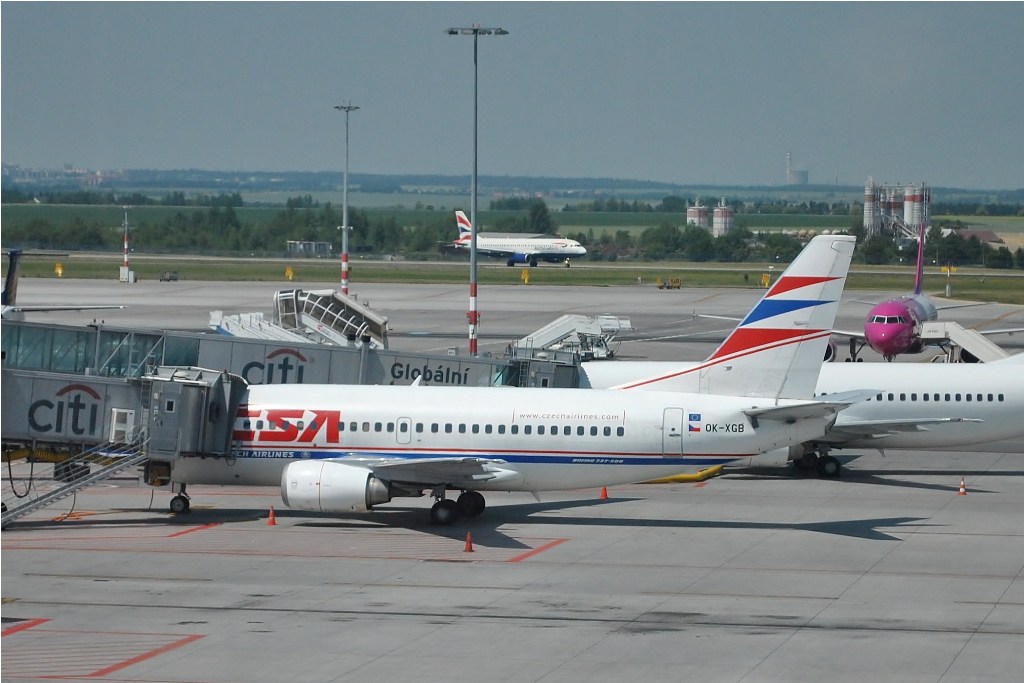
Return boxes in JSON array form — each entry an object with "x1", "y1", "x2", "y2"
[
  {"x1": 7, "y1": 491, "x2": 932, "y2": 544},
  {"x1": 726, "y1": 455, "x2": 1015, "y2": 495},
  {"x1": 295, "y1": 496, "x2": 929, "y2": 544}
]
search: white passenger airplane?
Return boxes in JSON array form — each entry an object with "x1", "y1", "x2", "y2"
[
  {"x1": 452, "y1": 210, "x2": 587, "y2": 267},
  {"x1": 167, "y1": 235, "x2": 859, "y2": 523},
  {"x1": 579, "y1": 344, "x2": 1024, "y2": 477}
]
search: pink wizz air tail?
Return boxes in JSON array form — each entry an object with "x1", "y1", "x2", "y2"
[{"x1": 612, "y1": 235, "x2": 857, "y2": 399}]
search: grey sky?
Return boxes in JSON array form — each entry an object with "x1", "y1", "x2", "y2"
[{"x1": 3, "y1": 2, "x2": 1023, "y2": 189}]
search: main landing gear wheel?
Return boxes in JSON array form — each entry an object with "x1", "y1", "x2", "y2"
[
  {"x1": 456, "y1": 490, "x2": 486, "y2": 518},
  {"x1": 169, "y1": 495, "x2": 191, "y2": 514},
  {"x1": 815, "y1": 455, "x2": 842, "y2": 478},
  {"x1": 430, "y1": 498, "x2": 461, "y2": 525}
]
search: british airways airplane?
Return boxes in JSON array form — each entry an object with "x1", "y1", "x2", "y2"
[
  {"x1": 451, "y1": 210, "x2": 587, "y2": 267},
  {"x1": 165, "y1": 235, "x2": 859, "y2": 523}
]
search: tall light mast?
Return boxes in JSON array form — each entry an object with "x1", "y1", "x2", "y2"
[
  {"x1": 446, "y1": 24, "x2": 508, "y2": 355},
  {"x1": 334, "y1": 102, "x2": 359, "y2": 296}
]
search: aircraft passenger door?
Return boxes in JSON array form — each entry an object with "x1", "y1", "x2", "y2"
[
  {"x1": 396, "y1": 417, "x2": 412, "y2": 445},
  {"x1": 662, "y1": 408, "x2": 684, "y2": 456}
]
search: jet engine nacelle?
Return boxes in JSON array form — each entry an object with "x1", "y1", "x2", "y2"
[
  {"x1": 281, "y1": 461, "x2": 391, "y2": 513},
  {"x1": 725, "y1": 444, "x2": 803, "y2": 469},
  {"x1": 505, "y1": 253, "x2": 537, "y2": 267}
]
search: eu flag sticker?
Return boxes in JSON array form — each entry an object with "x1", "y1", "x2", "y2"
[{"x1": 688, "y1": 413, "x2": 701, "y2": 422}]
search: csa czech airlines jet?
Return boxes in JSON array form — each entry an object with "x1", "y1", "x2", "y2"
[
  {"x1": 452, "y1": 210, "x2": 587, "y2": 267},
  {"x1": 167, "y1": 235, "x2": 858, "y2": 524}
]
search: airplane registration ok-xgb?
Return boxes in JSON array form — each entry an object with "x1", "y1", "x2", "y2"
[{"x1": 168, "y1": 235, "x2": 860, "y2": 524}]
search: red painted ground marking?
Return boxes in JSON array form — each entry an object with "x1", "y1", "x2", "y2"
[
  {"x1": 507, "y1": 538, "x2": 568, "y2": 563},
  {"x1": 87, "y1": 633, "x2": 206, "y2": 677},
  {"x1": 694, "y1": 482, "x2": 708, "y2": 488},
  {"x1": 166, "y1": 523, "x2": 222, "y2": 538},
  {"x1": 1, "y1": 618, "x2": 50, "y2": 636}
]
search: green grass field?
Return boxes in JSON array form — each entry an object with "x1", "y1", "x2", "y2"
[{"x1": 9, "y1": 254, "x2": 1023, "y2": 305}]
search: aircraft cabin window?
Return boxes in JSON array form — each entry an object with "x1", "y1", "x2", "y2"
[
  {"x1": 945, "y1": 394, "x2": 951, "y2": 401},
  {"x1": 484, "y1": 424, "x2": 492, "y2": 434},
  {"x1": 564, "y1": 426, "x2": 572, "y2": 436},
  {"x1": 888, "y1": 393, "x2": 895, "y2": 401},
  {"x1": 911, "y1": 394, "x2": 917, "y2": 401},
  {"x1": 338, "y1": 421, "x2": 345, "y2": 431},
  {"x1": 458, "y1": 424, "x2": 466, "y2": 434},
  {"x1": 966, "y1": 394, "x2": 972, "y2": 402},
  {"x1": 538, "y1": 426, "x2": 546, "y2": 435},
  {"x1": 415, "y1": 423, "x2": 423, "y2": 433},
  {"x1": 998, "y1": 394, "x2": 1004, "y2": 401},
  {"x1": 590, "y1": 426, "x2": 598, "y2": 436},
  {"x1": 987, "y1": 394, "x2": 994, "y2": 402},
  {"x1": 923, "y1": 394, "x2": 929, "y2": 401},
  {"x1": 511, "y1": 425, "x2": 519, "y2": 434},
  {"x1": 617, "y1": 427, "x2": 625, "y2": 436},
  {"x1": 603, "y1": 426, "x2": 612, "y2": 436},
  {"x1": 399, "y1": 423, "x2": 408, "y2": 433},
  {"x1": 876, "y1": 393, "x2": 883, "y2": 401},
  {"x1": 977, "y1": 394, "x2": 983, "y2": 402},
  {"x1": 900, "y1": 394, "x2": 906, "y2": 401},
  {"x1": 524, "y1": 426, "x2": 532, "y2": 435},
  {"x1": 472, "y1": 424, "x2": 480, "y2": 434},
  {"x1": 577, "y1": 426, "x2": 585, "y2": 436},
  {"x1": 431, "y1": 423, "x2": 438, "y2": 433},
  {"x1": 498, "y1": 425, "x2": 506, "y2": 434},
  {"x1": 955, "y1": 394, "x2": 962, "y2": 401},
  {"x1": 445, "y1": 423, "x2": 453, "y2": 434}
]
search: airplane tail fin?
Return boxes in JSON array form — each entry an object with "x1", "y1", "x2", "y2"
[
  {"x1": 454, "y1": 210, "x2": 473, "y2": 244},
  {"x1": 913, "y1": 221, "x2": 927, "y2": 295},
  {"x1": 2, "y1": 249, "x2": 22, "y2": 306},
  {"x1": 696, "y1": 235, "x2": 855, "y2": 399},
  {"x1": 612, "y1": 236, "x2": 855, "y2": 398}
]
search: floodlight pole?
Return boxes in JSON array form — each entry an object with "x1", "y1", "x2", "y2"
[
  {"x1": 447, "y1": 25, "x2": 507, "y2": 356},
  {"x1": 334, "y1": 102, "x2": 359, "y2": 296}
]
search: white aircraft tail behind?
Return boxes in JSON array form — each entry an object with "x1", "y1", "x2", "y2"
[{"x1": 614, "y1": 235, "x2": 856, "y2": 399}]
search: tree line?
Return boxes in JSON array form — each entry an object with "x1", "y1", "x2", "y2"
[{"x1": 3, "y1": 189, "x2": 1022, "y2": 268}]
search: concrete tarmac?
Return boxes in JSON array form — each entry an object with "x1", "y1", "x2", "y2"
[
  {"x1": 4, "y1": 277, "x2": 1024, "y2": 681},
  {"x1": 3, "y1": 444, "x2": 1024, "y2": 682}
]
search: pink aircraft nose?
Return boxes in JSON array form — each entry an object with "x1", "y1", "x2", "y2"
[{"x1": 865, "y1": 322, "x2": 912, "y2": 358}]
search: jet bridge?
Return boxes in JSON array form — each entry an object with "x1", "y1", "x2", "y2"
[
  {"x1": 1, "y1": 365, "x2": 247, "y2": 524},
  {"x1": 919, "y1": 321, "x2": 1012, "y2": 363}
]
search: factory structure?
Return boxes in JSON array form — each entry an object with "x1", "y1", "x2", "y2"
[
  {"x1": 863, "y1": 178, "x2": 931, "y2": 240},
  {"x1": 685, "y1": 197, "x2": 734, "y2": 238}
]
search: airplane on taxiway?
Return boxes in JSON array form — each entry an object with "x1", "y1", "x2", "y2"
[
  {"x1": 451, "y1": 210, "x2": 587, "y2": 267},
  {"x1": 164, "y1": 234, "x2": 859, "y2": 524}
]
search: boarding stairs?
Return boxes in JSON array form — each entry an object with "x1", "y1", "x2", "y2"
[
  {"x1": 209, "y1": 311, "x2": 313, "y2": 342},
  {"x1": 1, "y1": 439, "x2": 149, "y2": 528},
  {"x1": 920, "y1": 321, "x2": 1010, "y2": 363},
  {"x1": 274, "y1": 289, "x2": 389, "y2": 349},
  {"x1": 513, "y1": 315, "x2": 633, "y2": 361}
]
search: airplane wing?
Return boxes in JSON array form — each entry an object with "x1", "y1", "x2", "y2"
[
  {"x1": 829, "y1": 328, "x2": 866, "y2": 340},
  {"x1": 743, "y1": 391, "x2": 876, "y2": 423},
  {"x1": 825, "y1": 416, "x2": 984, "y2": 441},
  {"x1": 1, "y1": 304, "x2": 126, "y2": 320},
  {"x1": 977, "y1": 327, "x2": 1024, "y2": 337},
  {"x1": 327, "y1": 455, "x2": 524, "y2": 488}
]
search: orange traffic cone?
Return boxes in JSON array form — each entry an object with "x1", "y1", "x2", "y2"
[
  {"x1": 464, "y1": 532, "x2": 474, "y2": 553},
  {"x1": 600, "y1": 486, "x2": 609, "y2": 500},
  {"x1": 958, "y1": 478, "x2": 967, "y2": 496},
  {"x1": 267, "y1": 506, "x2": 277, "y2": 525}
]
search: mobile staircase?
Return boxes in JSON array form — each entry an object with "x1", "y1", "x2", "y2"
[
  {"x1": 512, "y1": 314, "x2": 633, "y2": 361},
  {"x1": 2, "y1": 438, "x2": 149, "y2": 528},
  {"x1": 274, "y1": 289, "x2": 389, "y2": 348}
]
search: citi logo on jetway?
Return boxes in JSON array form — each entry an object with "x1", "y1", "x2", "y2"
[
  {"x1": 28, "y1": 383, "x2": 102, "y2": 436},
  {"x1": 241, "y1": 348, "x2": 307, "y2": 384}
]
